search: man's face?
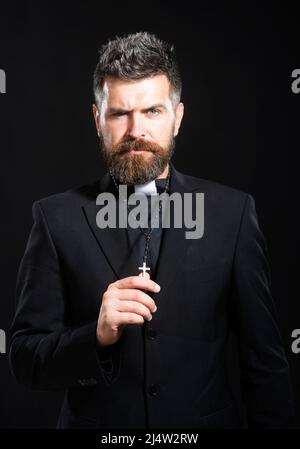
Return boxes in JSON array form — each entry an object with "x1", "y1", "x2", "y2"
[{"x1": 93, "y1": 74, "x2": 184, "y2": 185}]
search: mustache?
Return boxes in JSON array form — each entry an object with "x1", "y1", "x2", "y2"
[{"x1": 113, "y1": 139, "x2": 158, "y2": 154}]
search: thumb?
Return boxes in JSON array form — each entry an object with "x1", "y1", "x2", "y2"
[{"x1": 139, "y1": 272, "x2": 150, "y2": 279}]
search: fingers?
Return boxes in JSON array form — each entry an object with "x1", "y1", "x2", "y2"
[
  {"x1": 116, "y1": 312, "x2": 145, "y2": 325},
  {"x1": 112, "y1": 275, "x2": 160, "y2": 294},
  {"x1": 110, "y1": 288, "x2": 157, "y2": 313},
  {"x1": 116, "y1": 300, "x2": 153, "y2": 321}
]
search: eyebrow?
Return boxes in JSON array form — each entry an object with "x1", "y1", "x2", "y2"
[{"x1": 107, "y1": 103, "x2": 167, "y2": 114}]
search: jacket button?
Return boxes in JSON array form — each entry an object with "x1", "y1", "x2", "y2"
[
  {"x1": 147, "y1": 329, "x2": 157, "y2": 340},
  {"x1": 148, "y1": 384, "x2": 159, "y2": 396}
]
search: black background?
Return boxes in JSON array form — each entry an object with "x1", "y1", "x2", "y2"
[{"x1": 0, "y1": 1, "x2": 298, "y2": 429}]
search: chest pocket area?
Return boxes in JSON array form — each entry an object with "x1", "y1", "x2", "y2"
[
  {"x1": 182, "y1": 263, "x2": 226, "y2": 282},
  {"x1": 178, "y1": 262, "x2": 230, "y2": 341}
]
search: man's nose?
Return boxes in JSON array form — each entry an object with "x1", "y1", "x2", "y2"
[{"x1": 126, "y1": 113, "x2": 145, "y2": 139}]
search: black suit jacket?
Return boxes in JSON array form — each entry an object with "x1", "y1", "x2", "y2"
[{"x1": 9, "y1": 164, "x2": 294, "y2": 429}]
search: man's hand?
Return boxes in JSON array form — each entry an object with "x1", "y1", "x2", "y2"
[{"x1": 96, "y1": 273, "x2": 160, "y2": 347}]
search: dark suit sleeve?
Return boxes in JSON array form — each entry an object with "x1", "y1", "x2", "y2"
[
  {"x1": 230, "y1": 194, "x2": 295, "y2": 428},
  {"x1": 9, "y1": 200, "x2": 120, "y2": 391}
]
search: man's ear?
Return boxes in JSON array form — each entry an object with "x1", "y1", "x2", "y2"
[
  {"x1": 174, "y1": 102, "x2": 184, "y2": 137},
  {"x1": 92, "y1": 103, "x2": 100, "y2": 136}
]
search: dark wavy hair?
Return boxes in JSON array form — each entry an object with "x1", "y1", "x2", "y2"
[{"x1": 93, "y1": 31, "x2": 182, "y2": 108}]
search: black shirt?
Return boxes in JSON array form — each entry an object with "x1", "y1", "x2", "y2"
[{"x1": 126, "y1": 178, "x2": 168, "y2": 279}]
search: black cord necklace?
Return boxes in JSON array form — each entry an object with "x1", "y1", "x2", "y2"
[{"x1": 109, "y1": 164, "x2": 171, "y2": 278}]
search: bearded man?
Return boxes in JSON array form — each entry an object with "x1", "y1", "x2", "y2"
[{"x1": 9, "y1": 32, "x2": 294, "y2": 429}]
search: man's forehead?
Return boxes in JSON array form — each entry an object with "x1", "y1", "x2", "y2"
[{"x1": 102, "y1": 74, "x2": 172, "y2": 106}]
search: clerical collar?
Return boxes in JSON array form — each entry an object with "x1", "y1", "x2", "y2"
[
  {"x1": 135, "y1": 180, "x2": 155, "y2": 196},
  {"x1": 134, "y1": 178, "x2": 168, "y2": 196}
]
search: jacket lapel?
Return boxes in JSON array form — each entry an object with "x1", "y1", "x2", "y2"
[
  {"x1": 83, "y1": 172, "x2": 139, "y2": 280},
  {"x1": 154, "y1": 163, "x2": 192, "y2": 292}
]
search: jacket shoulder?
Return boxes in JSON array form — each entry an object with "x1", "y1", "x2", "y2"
[
  {"x1": 181, "y1": 171, "x2": 252, "y2": 203},
  {"x1": 32, "y1": 179, "x2": 99, "y2": 213}
]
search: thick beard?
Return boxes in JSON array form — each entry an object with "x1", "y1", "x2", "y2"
[{"x1": 99, "y1": 133, "x2": 175, "y2": 185}]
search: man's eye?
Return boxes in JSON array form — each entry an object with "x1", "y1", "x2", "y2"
[
  {"x1": 112, "y1": 112, "x2": 126, "y2": 116},
  {"x1": 148, "y1": 109, "x2": 160, "y2": 116}
]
